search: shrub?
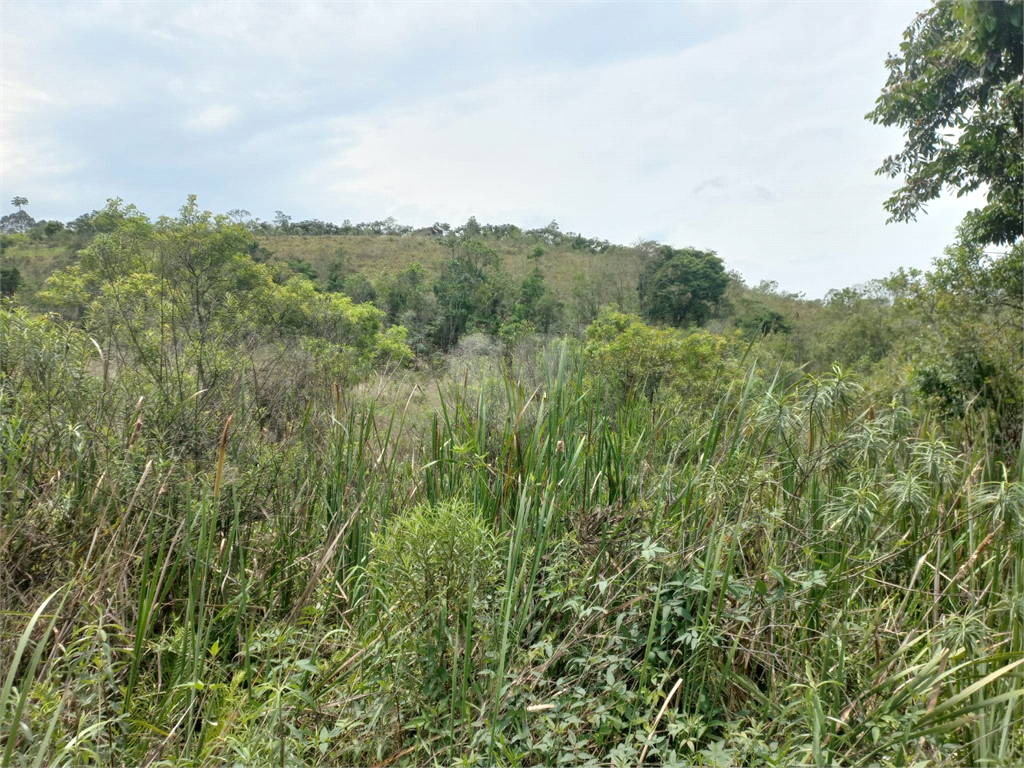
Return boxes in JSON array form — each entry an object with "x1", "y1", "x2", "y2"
[
  {"x1": 369, "y1": 499, "x2": 503, "y2": 704},
  {"x1": 584, "y1": 306, "x2": 734, "y2": 407},
  {"x1": 372, "y1": 499, "x2": 501, "y2": 630}
]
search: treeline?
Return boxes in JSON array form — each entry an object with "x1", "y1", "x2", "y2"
[
  {"x1": 1, "y1": 203, "x2": 610, "y2": 253},
  {"x1": 3, "y1": 192, "x2": 1021, "y2": 445},
  {"x1": 240, "y1": 212, "x2": 612, "y2": 253}
]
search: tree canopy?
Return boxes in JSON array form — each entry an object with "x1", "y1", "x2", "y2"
[
  {"x1": 36, "y1": 197, "x2": 411, "y2": 449},
  {"x1": 867, "y1": 0, "x2": 1023, "y2": 248},
  {"x1": 870, "y1": 0, "x2": 1023, "y2": 442},
  {"x1": 637, "y1": 246, "x2": 729, "y2": 327}
]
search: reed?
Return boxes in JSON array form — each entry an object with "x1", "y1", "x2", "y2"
[{"x1": 1, "y1": 335, "x2": 1020, "y2": 766}]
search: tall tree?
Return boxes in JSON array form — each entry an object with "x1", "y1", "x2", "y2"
[
  {"x1": 637, "y1": 246, "x2": 729, "y2": 327},
  {"x1": 871, "y1": 1, "x2": 1023, "y2": 441},
  {"x1": 10, "y1": 196, "x2": 27, "y2": 211},
  {"x1": 867, "y1": 0, "x2": 1023, "y2": 248},
  {"x1": 431, "y1": 240, "x2": 509, "y2": 350}
]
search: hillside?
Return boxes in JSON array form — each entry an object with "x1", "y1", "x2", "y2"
[
  {"x1": 1, "y1": 216, "x2": 924, "y2": 377},
  {"x1": 259, "y1": 230, "x2": 645, "y2": 320}
]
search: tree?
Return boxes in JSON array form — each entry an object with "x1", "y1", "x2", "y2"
[
  {"x1": 585, "y1": 307, "x2": 731, "y2": 406},
  {"x1": 518, "y1": 268, "x2": 547, "y2": 316},
  {"x1": 381, "y1": 262, "x2": 429, "y2": 324},
  {"x1": 340, "y1": 272, "x2": 376, "y2": 305},
  {"x1": 431, "y1": 240, "x2": 509, "y2": 350},
  {"x1": 736, "y1": 306, "x2": 791, "y2": 338},
  {"x1": 378, "y1": 262, "x2": 434, "y2": 352},
  {"x1": 38, "y1": 197, "x2": 411, "y2": 451},
  {"x1": 11, "y1": 196, "x2": 28, "y2": 211},
  {"x1": 867, "y1": 0, "x2": 1023, "y2": 248},
  {"x1": 0, "y1": 211, "x2": 35, "y2": 234},
  {"x1": 459, "y1": 216, "x2": 481, "y2": 238},
  {"x1": 514, "y1": 266, "x2": 563, "y2": 333},
  {"x1": 870, "y1": 1, "x2": 1023, "y2": 442},
  {"x1": 882, "y1": 240, "x2": 1022, "y2": 433},
  {"x1": 638, "y1": 246, "x2": 729, "y2": 327},
  {"x1": 1, "y1": 265, "x2": 21, "y2": 297}
]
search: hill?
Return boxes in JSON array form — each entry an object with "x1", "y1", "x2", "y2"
[{"x1": 258, "y1": 230, "x2": 645, "y2": 324}]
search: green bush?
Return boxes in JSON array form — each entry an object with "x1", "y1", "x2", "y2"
[
  {"x1": 1, "y1": 265, "x2": 21, "y2": 296},
  {"x1": 369, "y1": 499, "x2": 503, "y2": 704},
  {"x1": 371, "y1": 499, "x2": 501, "y2": 632},
  {"x1": 584, "y1": 306, "x2": 735, "y2": 408}
]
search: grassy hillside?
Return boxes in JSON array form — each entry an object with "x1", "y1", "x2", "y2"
[
  {"x1": 262, "y1": 232, "x2": 636, "y2": 283},
  {"x1": 0, "y1": 219, "x2": 1007, "y2": 383},
  {"x1": 0, "y1": 237, "x2": 79, "y2": 298},
  {"x1": 2, "y1": 221, "x2": 885, "y2": 363},
  {"x1": 259, "y1": 232, "x2": 644, "y2": 318},
  {"x1": 2, "y1": 225, "x2": 644, "y2": 332}
]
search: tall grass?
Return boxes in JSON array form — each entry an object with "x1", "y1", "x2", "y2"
[{"x1": 1, "y1": 329, "x2": 1021, "y2": 766}]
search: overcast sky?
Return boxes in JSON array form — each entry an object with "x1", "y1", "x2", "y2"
[{"x1": 1, "y1": 0, "x2": 983, "y2": 297}]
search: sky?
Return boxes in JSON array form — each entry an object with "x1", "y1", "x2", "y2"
[{"x1": 1, "y1": 0, "x2": 985, "y2": 297}]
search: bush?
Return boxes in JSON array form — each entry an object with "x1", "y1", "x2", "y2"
[
  {"x1": 371, "y1": 499, "x2": 501, "y2": 629},
  {"x1": 1, "y1": 266, "x2": 21, "y2": 297},
  {"x1": 0, "y1": 305, "x2": 96, "y2": 427},
  {"x1": 584, "y1": 306, "x2": 734, "y2": 407},
  {"x1": 369, "y1": 499, "x2": 502, "y2": 703},
  {"x1": 340, "y1": 272, "x2": 376, "y2": 304}
]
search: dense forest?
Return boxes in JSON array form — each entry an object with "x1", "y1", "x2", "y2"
[{"x1": 1, "y1": 1, "x2": 1022, "y2": 766}]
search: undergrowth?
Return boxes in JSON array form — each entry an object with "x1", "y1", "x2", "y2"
[{"x1": 1, "y1": 312, "x2": 1022, "y2": 767}]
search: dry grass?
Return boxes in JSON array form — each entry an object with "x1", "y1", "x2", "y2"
[{"x1": 261, "y1": 233, "x2": 644, "y2": 307}]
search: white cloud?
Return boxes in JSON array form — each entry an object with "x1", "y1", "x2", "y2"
[
  {"x1": 167, "y1": 0, "x2": 520, "y2": 55},
  {"x1": 297, "y1": 1, "x2": 980, "y2": 296},
  {"x1": 186, "y1": 104, "x2": 239, "y2": 132},
  {"x1": 0, "y1": 78, "x2": 87, "y2": 201}
]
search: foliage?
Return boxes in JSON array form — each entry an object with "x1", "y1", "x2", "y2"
[
  {"x1": 0, "y1": 266, "x2": 21, "y2": 297},
  {"x1": 514, "y1": 267, "x2": 564, "y2": 333},
  {"x1": 377, "y1": 262, "x2": 434, "y2": 353},
  {"x1": 431, "y1": 240, "x2": 511, "y2": 351},
  {"x1": 34, "y1": 197, "x2": 411, "y2": 452},
  {"x1": 3, "y1": 21, "x2": 1023, "y2": 756},
  {"x1": 370, "y1": 499, "x2": 503, "y2": 707},
  {"x1": 0, "y1": 210, "x2": 36, "y2": 235},
  {"x1": 735, "y1": 305, "x2": 790, "y2": 338},
  {"x1": 2, "y1": 333, "x2": 1020, "y2": 767},
  {"x1": 867, "y1": 0, "x2": 1023, "y2": 248},
  {"x1": 340, "y1": 272, "x2": 376, "y2": 304},
  {"x1": 585, "y1": 306, "x2": 733, "y2": 407},
  {"x1": 638, "y1": 246, "x2": 729, "y2": 327},
  {"x1": 816, "y1": 285, "x2": 902, "y2": 368},
  {"x1": 380, "y1": 262, "x2": 430, "y2": 324},
  {"x1": 0, "y1": 304, "x2": 97, "y2": 431},
  {"x1": 286, "y1": 256, "x2": 319, "y2": 282},
  {"x1": 881, "y1": 234, "x2": 1022, "y2": 442}
]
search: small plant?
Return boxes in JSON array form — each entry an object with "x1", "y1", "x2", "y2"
[
  {"x1": 368, "y1": 499, "x2": 503, "y2": 712},
  {"x1": 372, "y1": 498, "x2": 501, "y2": 630}
]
